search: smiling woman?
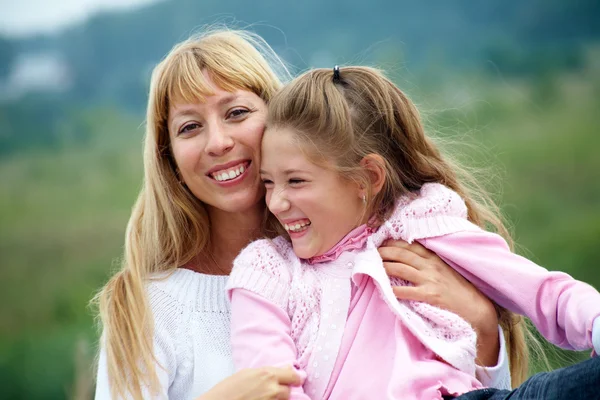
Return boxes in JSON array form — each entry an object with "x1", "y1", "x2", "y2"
[{"x1": 169, "y1": 71, "x2": 267, "y2": 214}]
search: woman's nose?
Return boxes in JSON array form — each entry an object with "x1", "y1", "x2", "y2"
[{"x1": 204, "y1": 122, "x2": 234, "y2": 156}]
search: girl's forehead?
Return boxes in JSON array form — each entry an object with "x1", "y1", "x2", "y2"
[{"x1": 262, "y1": 128, "x2": 335, "y2": 172}]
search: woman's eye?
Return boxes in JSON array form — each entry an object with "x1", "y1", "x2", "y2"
[
  {"x1": 289, "y1": 179, "x2": 305, "y2": 185},
  {"x1": 179, "y1": 123, "x2": 201, "y2": 134},
  {"x1": 228, "y1": 108, "x2": 250, "y2": 119}
]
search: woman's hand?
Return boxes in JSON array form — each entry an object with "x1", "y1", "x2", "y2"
[
  {"x1": 378, "y1": 240, "x2": 500, "y2": 367},
  {"x1": 198, "y1": 366, "x2": 302, "y2": 400}
]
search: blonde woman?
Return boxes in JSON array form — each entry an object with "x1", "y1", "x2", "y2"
[{"x1": 94, "y1": 30, "x2": 515, "y2": 400}]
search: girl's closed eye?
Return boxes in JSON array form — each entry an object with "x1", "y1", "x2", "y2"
[{"x1": 289, "y1": 178, "x2": 306, "y2": 186}]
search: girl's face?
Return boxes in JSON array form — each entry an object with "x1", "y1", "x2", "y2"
[
  {"x1": 260, "y1": 127, "x2": 365, "y2": 259},
  {"x1": 169, "y1": 71, "x2": 267, "y2": 214}
]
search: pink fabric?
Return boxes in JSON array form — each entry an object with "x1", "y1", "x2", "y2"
[
  {"x1": 421, "y1": 231, "x2": 600, "y2": 351},
  {"x1": 231, "y1": 275, "x2": 483, "y2": 400},
  {"x1": 308, "y1": 224, "x2": 372, "y2": 264},
  {"x1": 322, "y1": 274, "x2": 482, "y2": 400},
  {"x1": 227, "y1": 182, "x2": 600, "y2": 399},
  {"x1": 230, "y1": 289, "x2": 310, "y2": 399}
]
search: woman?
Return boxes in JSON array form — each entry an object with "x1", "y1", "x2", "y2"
[{"x1": 94, "y1": 29, "x2": 520, "y2": 400}]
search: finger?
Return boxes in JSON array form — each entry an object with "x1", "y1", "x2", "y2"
[
  {"x1": 382, "y1": 239, "x2": 434, "y2": 259},
  {"x1": 383, "y1": 261, "x2": 423, "y2": 284},
  {"x1": 378, "y1": 246, "x2": 426, "y2": 270},
  {"x1": 391, "y1": 285, "x2": 429, "y2": 302},
  {"x1": 276, "y1": 385, "x2": 292, "y2": 400},
  {"x1": 272, "y1": 366, "x2": 302, "y2": 386}
]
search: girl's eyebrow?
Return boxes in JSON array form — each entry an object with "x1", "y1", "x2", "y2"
[
  {"x1": 259, "y1": 168, "x2": 307, "y2": 175},
  {"x1": 283, "y1": 169, "x2": 306, "y2": 175}
]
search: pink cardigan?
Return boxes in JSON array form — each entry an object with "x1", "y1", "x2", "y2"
[{"x1": 226, "y1": 183, "x2": 600, "y2": 399}]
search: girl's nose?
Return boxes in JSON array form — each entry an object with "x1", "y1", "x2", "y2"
[{"x1": 267, "y1": 187, "x2": 291, "y2": 214}]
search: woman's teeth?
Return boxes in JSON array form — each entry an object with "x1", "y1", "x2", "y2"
[
  {"x1": 211, "y1": 164, "x2": 245, "y2": 181},
  {"x1": 284, "y1": 221, "x2": 311, "y2": 232}
]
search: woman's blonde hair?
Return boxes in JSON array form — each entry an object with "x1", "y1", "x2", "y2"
[
  {"x1": 267, "y1": 66, "x2": 531, "y2": 386},
  {"x1": 93, "y1": 29, "x2": 289, "y2": 399}
]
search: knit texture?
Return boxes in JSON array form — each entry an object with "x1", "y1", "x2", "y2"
[{"x1": 95, "y1": 269, "x2": 233, "y2": 399}]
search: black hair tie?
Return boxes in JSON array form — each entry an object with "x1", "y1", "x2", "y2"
[{"x1": 333, "y1": 65, "x2": 341, "y2": 83}]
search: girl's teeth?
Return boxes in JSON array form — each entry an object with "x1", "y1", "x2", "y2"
[
  {"x1": 228, "y1": 171, "x2": 236, "y2": 179},
  {"x1": 285, "y1": 221, "x2": 310, "y2": 232}
]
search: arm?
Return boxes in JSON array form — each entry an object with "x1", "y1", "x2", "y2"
[
  {"x1": 198, "y1": 367, "x2": 301, "y2": 400},
  {"x1": 475, "y1": 326, "x2": 512, "y2": 390},
  {"x1": 378, "y1": 240, "x2": 511, "y2": 388},
  {"x1": 422, "y1": 230, "x2": 600, "y2": 351},
  {"x1": 230, "y1": 288, "x2": 309, "y2": 400},
  {"x1": 378, "y1": 240, "x2": 501, "y2": 366},
  {"x1": 94, "y1": 331, "x2": 173, "y2": 400}
]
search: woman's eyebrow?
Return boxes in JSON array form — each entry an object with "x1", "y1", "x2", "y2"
[{"x1": 217, "y1": 93, "x2": 240, "y2": 107}]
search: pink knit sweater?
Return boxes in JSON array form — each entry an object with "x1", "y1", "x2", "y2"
[{"x1": 226, "y1": 183, "x2": 600, "y2": 399}]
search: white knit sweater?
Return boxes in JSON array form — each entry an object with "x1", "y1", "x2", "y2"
[
  {"x1": 95, "y1": 269, "x2": 233, "y2": 400},
  {"x1": 94, "y1": 268, "x2": 511, "y2": 399}
]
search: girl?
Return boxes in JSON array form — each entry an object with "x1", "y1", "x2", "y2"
[
  {"x1": 227, "y1": 66, "x2": 600, "y2": 399},
  {"x1": 93, "y1": 31, "x2": 508, "y2": 399}
]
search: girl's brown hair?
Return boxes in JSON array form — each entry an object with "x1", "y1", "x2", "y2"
[{"x1": 267, "y1": 66, "x2": 530, "y2": 386}]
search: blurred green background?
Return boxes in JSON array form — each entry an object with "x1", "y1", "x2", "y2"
[{"x1": 0, "y1": 0, "x2": 599, "y2": 398}]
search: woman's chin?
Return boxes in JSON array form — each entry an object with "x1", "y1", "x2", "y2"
[{"x1": 213, "y1": 189, "x2": 264, "y2": 213}]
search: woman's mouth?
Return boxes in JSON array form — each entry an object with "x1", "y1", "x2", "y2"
[{"x1": 209, "y1": 161, "x2": 251, "y2": 182}]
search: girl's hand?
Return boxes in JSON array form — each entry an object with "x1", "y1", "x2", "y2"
[
  {"x1": 378, "y1": 239, "x2": 500, "y2": 366},
  {"x1": 198, "y1": 366, "x2": 302, "y2": 400}
]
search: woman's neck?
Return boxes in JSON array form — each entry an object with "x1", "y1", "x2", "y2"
[{"x1": 188, "y1": 204, "x2": 264, "y2": 275}]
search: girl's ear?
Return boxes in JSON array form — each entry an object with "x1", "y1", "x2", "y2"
[{"x1": 359, "y1": 154, "x2": 386, "y2": 197}]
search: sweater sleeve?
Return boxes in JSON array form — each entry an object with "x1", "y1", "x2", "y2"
[
  {"x1": 230, "y1": 289, "x2": 309, "y2": 400},
  {"x1": 226, "y1": 238, "x2": 294, "y2": 309},
  {"x1": 421, "y1": 230, "x2": 600, "y2": 351},
  {"x1": 371, "y1": 183, "x2": 478, "y2": 247},
  {"x1": 475, "y1": 326, "x2": 511, "y2": 390}
]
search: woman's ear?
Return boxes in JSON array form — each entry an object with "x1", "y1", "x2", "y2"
[{"x1": 359, "y1": 154, "x2": 386, "y2": 197}]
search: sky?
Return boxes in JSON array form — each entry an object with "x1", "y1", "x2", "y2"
[{"x1": 0, "y1": 0, "x2": 161, "y2": 37}]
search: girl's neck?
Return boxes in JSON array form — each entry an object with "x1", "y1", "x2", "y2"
[{"x1": 187, "y1": 204, "x2": 264, "y2": 275}]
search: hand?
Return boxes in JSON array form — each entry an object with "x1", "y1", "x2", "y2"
[
  {"x1": 198, "y1": 366, "x2": 302, "y2": 400},
  {"x1": 378, "y1": 239, "x2": 500, "y2": 366}
]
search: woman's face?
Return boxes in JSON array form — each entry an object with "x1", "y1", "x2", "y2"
[{"x1": 168, "y1": 71, "x2": 267, "y2": 214}]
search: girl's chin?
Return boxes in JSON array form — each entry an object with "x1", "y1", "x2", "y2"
[{"x1": 292, "y1": 244, "x2": 321, "y2": 260}]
